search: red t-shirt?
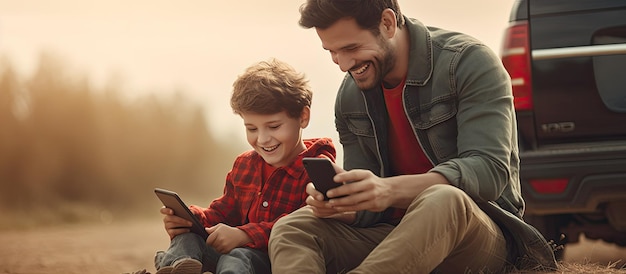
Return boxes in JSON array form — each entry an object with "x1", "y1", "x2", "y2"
[{"x1": 382, "y1": 81, "x2": 433, "y2": 176}]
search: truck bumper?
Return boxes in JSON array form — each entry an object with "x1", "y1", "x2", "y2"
[{"x1": 520, "y1": 141, "x2": 626, "y2": 215}]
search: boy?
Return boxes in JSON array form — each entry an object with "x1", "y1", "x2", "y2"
[{"x1": 154, "y1": 59, "x2": 335, "y2": 274}]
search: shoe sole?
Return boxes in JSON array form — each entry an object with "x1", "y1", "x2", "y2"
[
  {"x1": 155, "y1": 266, "x2": 174, "y2": 274},
  {"x1": 173, "y1": 259, "x2": 202, "y2": 274}
]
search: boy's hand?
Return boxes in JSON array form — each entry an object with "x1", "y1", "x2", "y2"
[
  {"x1": 160, "y1": 207, "x2": 193, "y2": 239},
  {"x1": 205, "y1": 224, "x2": 252, "y2": 254}
]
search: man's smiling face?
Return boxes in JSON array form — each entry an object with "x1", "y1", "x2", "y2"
[{"x1": 316, "y1": 17, "x2": 396, "y2": 90}]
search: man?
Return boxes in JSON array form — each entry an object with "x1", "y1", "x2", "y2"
[{"x1": 268, "y1": 1, "x2": 557, "y2": 273}]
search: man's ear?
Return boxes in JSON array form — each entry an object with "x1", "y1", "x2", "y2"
[
  {"x1": 380, "y1": 8, "x2": 397, "y2": 38},
  {"x1": 299, "y1": 106, "x2": 311, "y2": 128}
]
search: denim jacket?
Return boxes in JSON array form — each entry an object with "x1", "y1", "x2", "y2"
[
  {"x1": 334, "y1": 17, "x2": 556, "y2": 270},
  {"x1": 336, "y1": 16, "x2": 523, "y2": 224}
]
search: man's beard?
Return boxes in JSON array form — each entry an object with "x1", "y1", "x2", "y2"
[{"x1": 353, "y1": 38, "x2": 396, "y2": 90}]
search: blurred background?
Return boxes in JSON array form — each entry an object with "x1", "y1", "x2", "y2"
[{"x1": 0, "y1": 0, "x2": 515, "y2": 228}]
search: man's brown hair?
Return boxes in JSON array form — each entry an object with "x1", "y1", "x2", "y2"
[
  {"x1": 231, "y1": 58, "x2": 312, "y2": 118},
  {"x1": 299, "y1": 0, "x2": 405, "y2": 34}
]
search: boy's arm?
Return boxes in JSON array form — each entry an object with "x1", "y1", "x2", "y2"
[
  {"x1": 236, "y1": 221, "x2": 273, "y2": 251},
  {"x1": 189, "y1": 171, "x2": 240, "y2": 227}
]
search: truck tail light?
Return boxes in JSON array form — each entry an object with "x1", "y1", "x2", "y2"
[
  {"x1": 501, "y1": 21, "x2": 533, "y2": 111},
  {"x1": 529, "y1": 178, "x2": 569, "y2": 194}
]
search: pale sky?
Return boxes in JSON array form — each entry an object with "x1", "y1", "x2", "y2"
[{"x1": 0, "y1": 0, "x2": 515, "y2": 160}]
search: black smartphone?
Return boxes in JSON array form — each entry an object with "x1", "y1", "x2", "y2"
[
  {"x1": 154, "y1": 188, "x2": 209, "y2": 240},
  {"x1": 302, "y1": 157, "x2": 342, "y2": 200}
]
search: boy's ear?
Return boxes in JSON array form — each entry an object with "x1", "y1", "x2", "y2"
[{"x1": 299, "y1": 106, "x2": 311, "y2": 128}]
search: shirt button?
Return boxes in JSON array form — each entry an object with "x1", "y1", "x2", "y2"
[{"x1": 262, "y1": 201, "x2": 269, "y2": 207}]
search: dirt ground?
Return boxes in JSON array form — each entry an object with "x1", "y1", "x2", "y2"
[
  {"x1": 0, "y1": 219, "x2": 167, "y2": 274},
  {"x1": 0, "y1": 219, "x2": 624, "y2": 274}
]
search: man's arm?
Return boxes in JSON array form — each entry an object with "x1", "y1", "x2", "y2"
[{"x1": 431, "y1": 44, "x2": 516, "y2": 202}]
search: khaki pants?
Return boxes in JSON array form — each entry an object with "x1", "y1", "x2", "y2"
[{"x1": 269, "y1": 184, "x2": 509, "y2": 274}]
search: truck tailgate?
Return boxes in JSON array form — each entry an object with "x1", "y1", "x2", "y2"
[{"x1": 528, "y1": 0, "x2": 626, "y2": 144}]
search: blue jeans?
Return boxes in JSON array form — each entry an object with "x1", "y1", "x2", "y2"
[{"x1": 154, "y1": 232, "x2": 271, "y2": 274}]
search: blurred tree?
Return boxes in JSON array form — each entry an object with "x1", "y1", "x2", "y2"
[
  {"x1": 0, "y1": 53, "x2": 242, "y2": 227},
  {"x1": 0, "y1": 58, "x2": 23, "y2": 208}
]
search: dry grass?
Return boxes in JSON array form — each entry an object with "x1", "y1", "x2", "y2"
[
  {"x1": 555, "y1": 261, "x2": 625, "y2": 273},
  {"x1": 509, "y1": 261, "x2": 626, "y2": 273}
]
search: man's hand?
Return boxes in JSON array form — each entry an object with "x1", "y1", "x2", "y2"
[
  {"x1": 306, "y1": 162, "x2": 449, "y2": 220},
  {"x1": 325, "y1": 170, "x2": 449, "y2": 212},
  {"x1": 326, "y1": 169, "x2": 394, "y2": 213},
  {"x1": 161, "y1": 207, "x2": 193, "y2": 239},
  {"x1": 205, "y1": 224, "x2": 252, "y2": 254}
]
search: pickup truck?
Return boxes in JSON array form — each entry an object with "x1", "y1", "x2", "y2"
[{"x1": 500, "y1": 0, "x2": 626, "y2": 258}]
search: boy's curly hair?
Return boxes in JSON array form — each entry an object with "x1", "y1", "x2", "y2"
[{"x1": 231, "y1": 58, "x2": 312, "y2": 118}]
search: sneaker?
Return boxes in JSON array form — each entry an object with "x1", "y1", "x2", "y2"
[{"x1": 172, "y1": 258, "x2": 202, "y2": 274}]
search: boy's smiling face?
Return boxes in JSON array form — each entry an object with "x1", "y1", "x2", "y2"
[{"x1": 241, "y1": 108, "x2": 310, "y2": 167}]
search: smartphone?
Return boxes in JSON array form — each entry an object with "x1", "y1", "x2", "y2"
[
  {"x1": 154, "y1": 188, "x2": 209, "y2": 240},
  {"x1": 302, "y1": 157, "x2": 343, "y2": 200}
]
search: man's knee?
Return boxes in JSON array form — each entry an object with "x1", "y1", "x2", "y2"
[
  {"x1": 270, "y1": 206, "x2": 319, "y2": 246},
  {"x1": 408, "y1": 184, "x2": 475, "y2": 217},
  {"x1": 417, "y1": 184, "x2": 470, "y2": 201},
  {"x1": 273, "y1": 207, "x2": 316, "y2": 232}
]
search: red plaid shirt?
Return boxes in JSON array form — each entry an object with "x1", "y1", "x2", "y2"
[{"x1": 189, "y1": 138, "x2": 335, "y2": 252}]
